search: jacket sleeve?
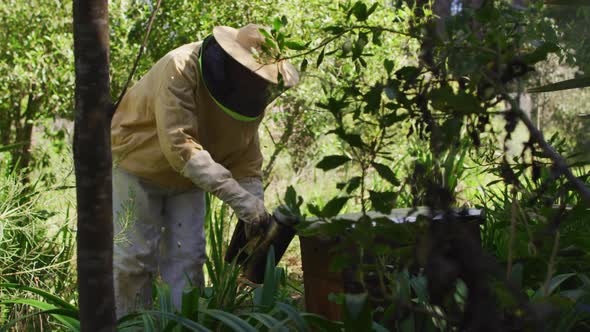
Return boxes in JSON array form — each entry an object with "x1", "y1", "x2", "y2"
[{"x1": 153, "y1": 54, "x2": 203, "y2": 172}]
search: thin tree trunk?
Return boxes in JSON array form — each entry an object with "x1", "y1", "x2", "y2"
[
  {"x1": 73, "y1": 0, "x2": 116, "y2": 330},
  {"x1": 11, "y1": 90, "x2": 37, "y2": 175}
]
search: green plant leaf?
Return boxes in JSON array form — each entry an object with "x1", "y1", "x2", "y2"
[
  {"x1": 528, "y1": 76, "x2": 590, "y2": 93},
  {"x1": 395, "y1": 66, "x2": 420, "y2": 81},
  {"x1": 273, "y1": 17, "x2": 282, "y2": 32},
  {"x1": 0, "y1": 283, "x2": 78, "y2": 311},
  {"x1": 276, "y1": 302, "x2": 310, "y2": 332},
  {"x1": 316, "y1": 155, "x2": 351, "y2": 171},
  {"x1": 258, "y1": 28, "x2": 278, "y2": 50},
  {"x1": 284, "y1": 40, "x2": 307, "y2": 51},
  {"x1": 316, "y1": 47, "x2": 325, "y2": 67},
  {"x1": 300, "y1": 313, "x2": 344, "y2": 331},
  {"x1": 323, "y1": 26, "x2": 346, "y2": 35},
  {"x1": 369, "y1": 190, "x2": 396, "y2": 214},
  {"x1": 342, "y1": 293, "x2": 372, "y2": 332},
  {"x1": 140, "y1": 311, "x2": 212, "y2": 332},
  {"x1": 0, "y1": 142, "x2": 27, "y2": 153},
  {"x1": 300, "y1": 58, "x2": 308, "y2": 73},
  {"x1": 367, "y1": 3, "x2": 379, "y2": 17},
  {"x1": 142, "y1": 314, "x2": 158, "y2": 332},
  {"x1": 338, "y1": 132, "x2": 364, "y2": 148},
  {"x1": 255, "y1": 246, "x2": 280, "y2": 309},
  {"x1": 0, "y1": 299, "x2": 79, "y2": 331},
  {"x1": 346, "y1": 176, "x2": 362, "y2": 194},
  {"x1": 202, "y1": 309, "x2": 257, "y2": 332},
  {"x1": 371, "y1": 162, "x2": 400, "y2": 186},
  {"x1": 321, "y1": 196, "x2": 349, "y2": 218},
  {"x1": 351, "y1": 1, "x2": 369, "y2": 21},
  {"x1": 534, "y1": 273, "x2": 577, "y2": 298},
  {"x1": 522, "y1": 42, "x2": 560, "y2": 64},
  {"x1": 244, "y1": 312, "x2": 285, "y2": 331},
  {"x1": 384, "y1": 59, "x2": 394, "y2": 75},
  {"x1": 181, "y1": 287, "x2": 201, "y2": 321}
]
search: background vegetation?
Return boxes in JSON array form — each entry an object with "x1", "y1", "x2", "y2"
[{"x1": 1, "y1": 0, "x2": 589, "y2": 330}]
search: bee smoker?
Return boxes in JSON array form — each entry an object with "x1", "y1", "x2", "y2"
[{"x1": 225, "y1": 206, "x2": 299, "y2": 284}]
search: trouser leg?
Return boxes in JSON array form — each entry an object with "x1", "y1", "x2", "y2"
[
  {"x1": 159, "y1": 188, "x2": 206, "y2": 310},
  {"x1": 112, "y1": 168, "x2": 163, "y2": 318}
]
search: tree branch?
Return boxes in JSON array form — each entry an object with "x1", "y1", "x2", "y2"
[
  {"x1": 113, "y1": 0, "x2": 162, "y2": 114},
  {"x1": 505, "y1": 95, "x2": 590, "y2": 206}
]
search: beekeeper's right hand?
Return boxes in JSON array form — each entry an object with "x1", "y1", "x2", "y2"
[{"x1": 181, "y1": 150, "x2": 269, "y2": 225}]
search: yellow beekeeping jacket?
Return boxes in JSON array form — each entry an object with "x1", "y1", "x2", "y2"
[{"x1": 111, "y1": 42, "x2": 263, "y2": 189}]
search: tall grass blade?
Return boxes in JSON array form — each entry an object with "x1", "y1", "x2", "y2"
[
  {"x1": 140, "y1": 310, "x2": 212, "y2": 332},
  {"x1": 202, "y1": 309, "x2": 257, "y2": 332},
  {"x1": 276, "y1": 302, "x2": 310, "y2": 332},
  {"x1": 0, "y1": 283, "x2": 77, "y2": 311},
  {"x1": 0, "y1": 299, "x2": 79, "y2": 331}
]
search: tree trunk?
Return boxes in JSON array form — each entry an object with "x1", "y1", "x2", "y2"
[
  {"x1": 72, "y1": 0, "x2": 116, "y2": 330},
  {"x1": 10, "y1": 91, "x2": 38, "y2": 175}
]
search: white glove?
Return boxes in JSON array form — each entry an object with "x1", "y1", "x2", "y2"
[
  {"x1": 181, "y1": 151, "x2": 269, "y2": 225},
  {"x1": 237, "y1": 177, "x2": 267, "y2": 237},
  {"x1": 237, "y1": 177, "x2": 264, "y2": 200}
]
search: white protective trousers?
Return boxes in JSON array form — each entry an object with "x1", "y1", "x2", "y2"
[
  {"x1": 112, "y1": 167, "x2": 263, "y2": 318},
  {"x1": 112, "y1": 167, "x2": 206, "y2": 318}
]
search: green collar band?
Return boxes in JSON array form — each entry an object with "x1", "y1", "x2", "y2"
[{"x1": 197, "y1": 37, "x2": 261, "y2": 122}]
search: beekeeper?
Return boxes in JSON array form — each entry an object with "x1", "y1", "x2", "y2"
[{"x1": 110, "y1": 24, "x2": 299, "y2": 317}]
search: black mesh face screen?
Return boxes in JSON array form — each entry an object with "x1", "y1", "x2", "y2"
[{"x1": 200, "y1": 36, "x2": 284, "y2": 119}]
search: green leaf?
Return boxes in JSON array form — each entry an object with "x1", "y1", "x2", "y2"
[
  {"x1": 528, "y1": 76, "x2": 590, "y2": 93},
  {"x1": 258, "y1": 28, "x2": 278, "y2": 50},
  {"x1": 534, "y1": 273, "x2": 577, "y2": 298},
  {"x1": 342, "y1": 293, "x2": 372, "y2": 332},
  {"x1": 372, "y1": 29, "x2": 383, "y2": 46},
  {"x1": 284, "y1": 185, "x2": 303, "y2": 215},
  {"x1": 0, "y1": 142, "x2": 27, "y2": 153},
  {"x1": 371, "y1": 162, "x2": 400, "y2": 186},
  {"x1": 522, "y1": 42, "x2": 560, "y2": 64},
  {"x1": 316, "y1": 47, "x2": 325, "y2": 67},
  {"x1": 300, "y1": 58, "x2": 308, "y2": 73},
  {"x1": 323, "y1": 26, "x2": 346, "y2": 34},
  {"x1": 395, "y1": 66, "x2": 420, "y2": 81},
  {"x1": 364, "y1": 84, "x2": 383, "y2": 113},
  {"x1": 140, "y1": 311, "x2": 212, "y2": 332},
  {"x1": 256, "y1": 246, "x2": 280, "y2": 308},
  {"x1": 367, "y1": 3, "x2": 379, "y2": 16},
  {"x1": 346, "y1": 176, "x2": 362, "y2": 194},
  {"x1": 316, "y1": 155, "x2": 351, "y2": 171},
  {"x1": 384, "y1": 59, "x2": 394, "y2": 75},
  {"x1": 284, "y1": 40, "x2": 308, "y2": 51},
  {"x1": 273, "y1": 17, "x2": 282, "y2": 32},
  {"x1": 244, "y1": 312, "x2": 285, "y2": 331},
  {"x1": 300, "y1": 313, "x2": 344, "y2": 330},
  {"x1": 0, "y1": 283, "x2": 77, "y2": 311},
  {"x1": 0, "y1": 299, "x2": 79, "y2": 330},
  {"x1": 369, "y1": 190, "x2": 396, "y2": 214},
  {"x1": 351, "y1": 1, "x2": 369, "y2": 21},
  {"x1": 203, "y1": 309, "x2": 257, "y2": 332},
  {"x1": 321, "y1": 196, "x2": 349, "y2": 218},
  {"x1": 276, "y1": 302, "x2": 310, "y2": 332},
  {"x1": 334, "y1": 131, "x2": 364, "y2": 148},
  {"x1": 181, "y1": 287, "x2": 200, "y2": 321},
  {"x1": 307, "y1": 203, "x2": 322, "y2": 217}
]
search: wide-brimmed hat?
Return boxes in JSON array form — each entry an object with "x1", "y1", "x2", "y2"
[{"x1": 212, "y1": 24, "x2": 299, "y2": 87}]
